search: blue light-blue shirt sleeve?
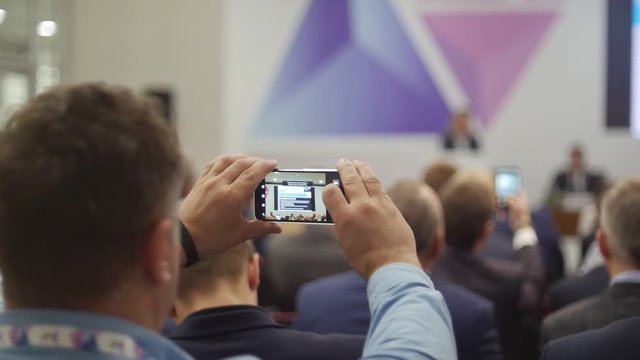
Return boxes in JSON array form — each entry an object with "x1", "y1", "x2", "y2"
[{"x1": 362, "y1": 263, "x2": 457, "y2": 359}]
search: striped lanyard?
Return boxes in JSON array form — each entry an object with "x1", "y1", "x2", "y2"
[{"x1": 0, "y1": 324, "x2": 151, "y2": 359}]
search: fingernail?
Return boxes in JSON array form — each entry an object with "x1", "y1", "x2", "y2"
[{"x1": 338, "y1": 158, "x2": 349, "y2": 164}]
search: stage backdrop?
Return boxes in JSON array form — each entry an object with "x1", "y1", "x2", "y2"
[{"x1": 222, "y1": 0, "x2": 640, "y2": 204}]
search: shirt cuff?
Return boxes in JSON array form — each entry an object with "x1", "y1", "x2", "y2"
[
  {"x1": 367, "y1": 263, "x2": 433, "y2": 302},
  {"x1": 513, "y1": 226, "x2": 538, "y2": 250}
]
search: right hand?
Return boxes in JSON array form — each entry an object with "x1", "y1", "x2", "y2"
[
  {"x1": 323, "y1": 159, "x2": 421, "y2": 279},
  {"x1": 179, "y1": 155, "x2": 282, "y2": 258},
  {"x1": 507, "y1": 192, "x2": 533, "y2": 231}
]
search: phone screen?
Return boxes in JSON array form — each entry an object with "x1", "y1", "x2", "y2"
[
  {"x1": 254, "y1": 169, "x2": 341, "y2": 224},
  {"x1": 495, "y1": 167, "x2": 521, "y2": 201}
]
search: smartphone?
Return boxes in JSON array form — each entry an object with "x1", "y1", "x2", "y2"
[
  {"x1": 254, "y1": 169, "x2": 342, "y2": 224},
  {"x1": 495, "y1": 167, "x2": 521, "y2": 208}
]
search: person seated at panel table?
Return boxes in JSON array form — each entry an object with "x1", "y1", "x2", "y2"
[
  {"x1": 547, "y1": 144, "x2": 605, "y2": 207},
  {"x1": 296, "y1": 179, "x2": 503, "y2": 360},
  {"x1": 170, "y1": 240, "x2": 365, "y2": 360},
  {"x1": 0, "y1": 83, "x2": 457, "y2": 360},
  {"x1": 442, "y1": 109, "x2": 481, "y2": 152}
]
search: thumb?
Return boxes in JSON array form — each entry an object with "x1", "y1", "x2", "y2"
[{"x1": 241, "y1": 220, "x2": 282, "y2": 240}]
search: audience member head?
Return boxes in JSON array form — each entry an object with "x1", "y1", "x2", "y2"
[
  {"x1": 175, "y1": 241, "x2": 259, "y2": 322},
  {"x1": 423, "y1": 161, "x2": 458, "y2": 193},
  {"x1": 386, "y1": 179, "x2": 444, "y2": 268},
  {"x1": 439, "y1": 171, "x2": 494, "y2": 252},
  {"x1": 569, "y1": 144, "x2": 585, "y2": 172},
  {"x1": 0, "y1": 83, "x2": 184, "y2": 330},
  {"x1": 597, "y1": 178, "x2": 640, "y2": 274}
]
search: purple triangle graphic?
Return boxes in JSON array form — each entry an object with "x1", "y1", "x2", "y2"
[
  {"x1": 425, "y1": 12, "x2": 556, "y2": 126},
  {"x1": 254, "y1": 0, "x2": 450, "y2": 136}
]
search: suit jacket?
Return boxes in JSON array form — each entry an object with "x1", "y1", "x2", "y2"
[
  {"x1": 541, "y1": 316, "x2": 640, "y2": 360},
  {"x1": 542, "y1": 282, "x2": 640, "y2": 344},
  {"x1": 433, "y1": 246, "x2": 544, "y2": 360},
  {"x1": 551, "y1": 171, "x2": 603, "y2": 194},
  {"x1": 262, "y1": 226, "x2": 351, "y2": 311},
  {"x1": 170, "y1": 305, "x2": 365, "y2": 360},
  {"x1": 548, "y1": 266, "x2": 609, "y2": 312},
  {"x1": 295, "y1": 270, "x2": 503, "y2": 360}
]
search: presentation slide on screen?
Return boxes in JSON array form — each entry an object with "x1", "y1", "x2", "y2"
[
  {"x1": 632, "y1": 0, "x2": 640, "y2": 138},
  {"x1": 262, "y1": 171, "x2": 339, "y2": 222}
]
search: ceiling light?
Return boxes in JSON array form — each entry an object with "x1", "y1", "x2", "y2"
[
  {"x1": 0, "y1": 9, "x2": 6, "y2": 24},
  {"x1": 37, "y1": 20, "x2": 57, "y2": 37}
]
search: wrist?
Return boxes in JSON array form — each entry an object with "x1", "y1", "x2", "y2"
[{"x1": 179, "y1": 220, "x2": 200, "y2": 267}]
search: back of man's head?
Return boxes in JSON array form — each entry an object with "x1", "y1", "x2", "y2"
[
  {"x1": 0, "y1": 83, "x2": 183, "y2": 308},
  {"x1": 600, "y1": 178, "x2": 640, "y2": 267},
  {"x1": 439, "y1": 171, "x2": 494, "y2": 251},
  {"x1": 423, "y1": 161, "x2": 457, "y2": 193},
  {"x1": 177, "y1": 241, "x2": 255, "y2": 304},
  {"x1": 387, "y1": 180, "x2": 443, "y2": 257}
]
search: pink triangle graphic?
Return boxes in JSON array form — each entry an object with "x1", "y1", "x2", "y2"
[{"x1": 425, "y1": 13, "x2": 556, "y2": 126}]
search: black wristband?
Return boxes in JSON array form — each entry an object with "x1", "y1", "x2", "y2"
[{"x1": 180, "y1": 221, "x2": 199, "y2": 268}]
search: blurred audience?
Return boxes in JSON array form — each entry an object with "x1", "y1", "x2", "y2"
[
  {"x1": 542, "y1": 178, "x2": 640, "y2": 344},
  {"x1": 262, "y1": 226, "x2": 351, "y2": 311},
  {"x1": 0, "y1": 83, "x2": 458, "y2": 359},
  {"x1": 433, "y1": 171, "x2": 545, "y2": 360},
  {"x1": 296, "y1": 179, "x2": 503, "y2": 360},
  {"x1": 171, "y1": 241, "x2": 365, "y2": 359}
]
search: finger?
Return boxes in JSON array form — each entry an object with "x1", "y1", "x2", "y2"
[
  {"x1": 323, "y1": 184, "x2": 348, "y2": 218},
  {"x1": 231, "y1": 158, "x2": 278, "y2": 194},
  {"x1": 337, "y1": 159, "x2": 368, "y2": 201},
  {"x1": 205, "y1": 154, "x2": 249, "y2": 177},
  {"x1": 219, "y1": 157, "x2": 260, "y2": 184},
  {"x1": 240, "y1": 220, "x2": 282, "y2": 241},
  {"x1": 353, "y1": 160, "x2": 384, "y2": 197}
]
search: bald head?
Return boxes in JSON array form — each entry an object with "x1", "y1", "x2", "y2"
[{"x1": 387, "y1": 179, "x2": 444, "y2": 256}]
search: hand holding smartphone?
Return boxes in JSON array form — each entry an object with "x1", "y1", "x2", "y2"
[
  {"x1": 254, "y1": 169, "x2": 342, "y2": 224},
  {"x1": 495, "y1": 166, "x2": 522, "y2": 208}
]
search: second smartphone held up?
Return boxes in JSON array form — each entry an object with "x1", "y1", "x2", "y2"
[{"x1": 254, "y1": 169, "x2": 342, "y2": 224}]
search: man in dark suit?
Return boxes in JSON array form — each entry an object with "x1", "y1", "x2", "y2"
[
  {"x1": 170, "y1": 241, "x2": 365, "y2": 360},
  {"x1": 296, "y1": 179, "x2": 503, "y2": 360},
  {"x1": 548, "y1": 145, "x2": 604, "y2": 202},
  {"x1": 542, "y1": 178, "x2": 640, "y2": 344},
  {"x1": 541, "y1": 317, "x2": 640, "y2": 360},
  {"x1": 262, "y1": 225, "x2": 351, "y2": 311},
  {"x1": 548, "y1": 265, "x2": 609, "y2": 312},
  {"x1": 432, "y1": 171, "x2": 545, "y2": 360}
]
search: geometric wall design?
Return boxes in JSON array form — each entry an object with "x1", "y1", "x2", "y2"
[
  {"x1": 252, "y1": 0, "x2": 450, "y2": 136},
  {"x1": 425, "y1": 12, "x2": 556, "y2": 126}
]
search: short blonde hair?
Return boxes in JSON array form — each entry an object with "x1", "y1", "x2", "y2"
[
  {"x1": 439, "y1": 171, "x2": 494, "y2": 250},
  {"x1": 177, "y1": 241, "x2": 255, "y2": 301}
]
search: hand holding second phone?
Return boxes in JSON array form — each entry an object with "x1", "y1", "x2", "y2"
[{"x1": 323, "y1": 159, "x2": 421, "y2": 279}]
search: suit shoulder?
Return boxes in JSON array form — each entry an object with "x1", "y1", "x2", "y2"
[
  {"x1": 543, "y1": 295, "x2": 603, "y2": 341},
  {"x1": 299, "y1": 271, "x2": 363, "y2": 296},
  {"x1": 276, "y1": 329, "x2": 366, "y2": 358}
]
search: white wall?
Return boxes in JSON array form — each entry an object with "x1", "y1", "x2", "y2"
[
  {"x1": 63, "y1": 0, "x2": 223, "y2": 171},
  {"x1": 63, "y1": 0, "x2": 640, "y2": 204},
  {"x1": 222, "y1": 0, "x2": 640, "y2": 205}
]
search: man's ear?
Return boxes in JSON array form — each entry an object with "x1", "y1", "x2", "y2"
[
  {"x1": 424, "y1": 228, "x2": 445, "y2": 264},
  {"x1": 474, "y1": 221, "x2": 494, "y2": 252},
  {"x1": 247, "y1": 253, "x2": 261, "y2": 292},
  {"x1": 142, "y1": 218, "x2": 178, "y2": 285},
  {"x1": 597, "y1": 228, "x2": 611, "y2": 259}
]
